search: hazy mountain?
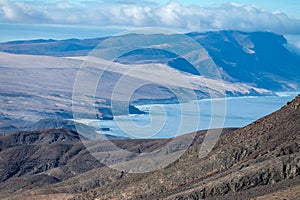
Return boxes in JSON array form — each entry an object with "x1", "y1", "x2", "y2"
[
  {"x1": 0, "y1": 48, "x2": 270, "y2": 133},
  {"x1": 0, "y1": 95, "x2": 299, "y2": 199},
  {"x1": 0, "y1": 30, "x2": 299, "y2": 91},
  {"x1": 191, "y1": 31, "x2": 300, "y2": 91},
  {"x1": 0, "y1": 30, "x2": 299, "y2": 134},
  {"x1": 0, "y1": 38, "x2": 105, "y2": 57}
]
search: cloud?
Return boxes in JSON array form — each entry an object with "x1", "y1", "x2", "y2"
[
  {"x1": 0, "y1": 0, "x2": 300, "y2": 34},
  {"x1": 285, "y1": 35, "x2": 300, "y2": 55}
]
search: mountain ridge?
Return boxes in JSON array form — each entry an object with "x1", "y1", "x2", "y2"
[
  {"x1": 1, "y1": 30, "x2": 299, "y2": 91},
  {"x1": 0, "y1": 94, "x2": 299, "y2": 199}
]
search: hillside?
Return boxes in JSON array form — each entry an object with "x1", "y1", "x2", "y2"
[
  {"x1": 0, "y1": 95, "x2": 299, "y2": 199},
  {"x1": 192, "y1": 31, "x2": 300, "y2": 91},
  {"x1": 0, "y1": 48, "x2": 270, "y2": 133},
  {"x1": 1, "y1": 30, "x2": 299, "y2": 134},
  {"x1": 2, "y1": 30, "x2": 299, "y2": 134},
  {"x1": 1, "y1": 30, "x2": 299, "y2": 91}
]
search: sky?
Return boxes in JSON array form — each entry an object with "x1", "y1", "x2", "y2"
[{"x1": 0, "y1": 0, "x2": 300, "y2": 41}]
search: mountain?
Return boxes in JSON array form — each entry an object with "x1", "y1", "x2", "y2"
[
  {"x1": 0, "y1": 94, "x2": 299, "y2": 199},
  {"x1": 0, "y1": 49, "x2": 270, "y2": 133},
  {"x1": 0, "y1": 30, "x2": 299, "y2": 133},
  {"x1": 0, "y1": 30, "x2": 299, "y2": 91},
  {"x1": 191, "y1": 31, "x2": 300, "y2": 91},
  {"x1": 0, "y1": 38, "x2": 104, "y2": 57}
]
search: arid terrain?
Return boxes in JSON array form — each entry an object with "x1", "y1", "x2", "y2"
[
  {"x1": 1, "y1": 0, "x2": 300, "y2": 199},
  {"x1": 2, "y1": 30, "x2": 299, "y2": 134},
  {"x1": 0, "y1": 94, "x2": 299, "y2": 199}
]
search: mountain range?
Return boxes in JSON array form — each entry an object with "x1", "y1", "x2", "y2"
[
  {"x1": 1, "y1": 30, "x2": 299, "y2": 91},
  {"x1": 0, "y1": 30, "x2": 299, "y2": 133},
  {"x1": 0, "y1": 94, "x2": 299, "y2": 199}
]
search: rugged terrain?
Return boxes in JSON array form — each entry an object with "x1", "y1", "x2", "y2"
[
  {"x1": 1, "y1": 30, "x2": 299, "y2": 90},
  {"x1": 0, "y1": 94, "x2": 299, "y2": 199},
  {"x1": 2, "y1": 30, "x2": 300, "y2": 133}
]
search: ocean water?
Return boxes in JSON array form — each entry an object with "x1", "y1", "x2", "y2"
[{"x1": 77, "y1": 93, "x2": 298, "y2": 139}]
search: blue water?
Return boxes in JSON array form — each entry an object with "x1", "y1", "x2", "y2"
[{"x1": 79, "y1": 94, "x2": 298, "y2": 139}]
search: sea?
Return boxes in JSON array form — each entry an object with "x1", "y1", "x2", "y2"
[{"x1": 76, "y1": 93, "x2": 298, "y2": 139}]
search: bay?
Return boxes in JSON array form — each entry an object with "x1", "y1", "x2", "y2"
[{"x1": 78, "y1": 93, "x2": 298, "y2": 139}]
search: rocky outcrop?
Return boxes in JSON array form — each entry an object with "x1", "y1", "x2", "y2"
[
  {"x1": 0, "y1": 95, "x2": 299, "y2": 200},
  {"x1": 71, "y1": 95, "x2": 300, "y2": 200}
]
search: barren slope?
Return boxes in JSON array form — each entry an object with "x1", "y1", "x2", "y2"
[
  {"x1": 68, "y1": 95, "x2": 300, "y2": 200},
  {"x1": 0, "y1": 95, "x2": 299, "y2": 199}
]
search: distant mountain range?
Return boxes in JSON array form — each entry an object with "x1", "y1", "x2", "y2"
[
  {"x1": 0, "y1": 94, "x2": 299, "y2": 199},
  {"x1": 0, "y1": 30, "x2": 299, "y2": 133},
  {"x1": 1, "y1": 30, "x2": 299, "y2": 91}
]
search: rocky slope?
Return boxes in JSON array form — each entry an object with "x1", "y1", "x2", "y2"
[
  {"x1": 68, "y1": 94, "x2": 300, "y2": 200},
  {"x1": 0, "y1": 95, "x2": 299, "y2": 199}
]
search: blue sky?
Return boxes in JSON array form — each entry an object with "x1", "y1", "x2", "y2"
[{"x1": 1, "y1": 0, "x2": 300, "y2": 41}]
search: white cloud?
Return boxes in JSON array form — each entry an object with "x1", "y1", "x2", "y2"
[
  {"x1": 285, "y1": 35, "x2": 300, "y2": 55},
  {"x1": 0, "y1": 0, "x2": 22, "y2": 20},
  {"x1": 0, "y1": 0, "x2": 300, "y2": 34}
]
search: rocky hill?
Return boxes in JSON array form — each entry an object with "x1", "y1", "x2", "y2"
[{"x1": 0, "y1": 95, "x2": 299, "y2": 199}]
